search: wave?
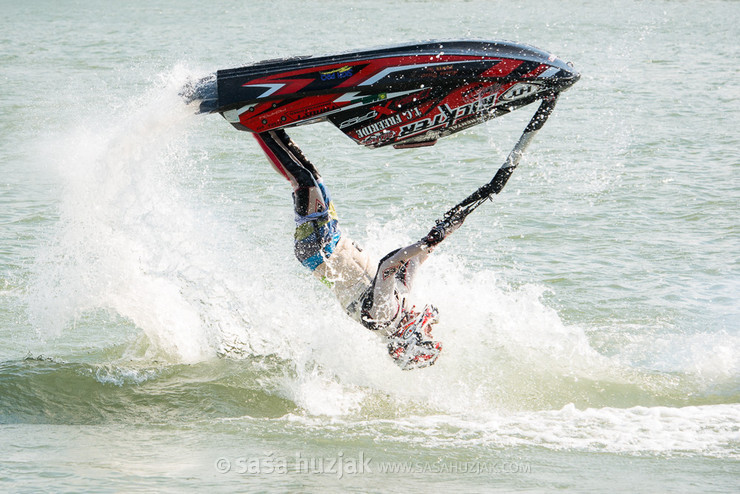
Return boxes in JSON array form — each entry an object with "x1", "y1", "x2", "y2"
[
  {"x1": 0, "y1": 356, "x2": 296, "y2": 424},
  {"x1": 2, "y1": 354, "x2": 737, "y2": 458},
  {"x1": 275, "y1": 403, "x2": 740, "y2": 458}
]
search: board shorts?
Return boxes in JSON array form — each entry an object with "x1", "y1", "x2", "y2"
[
  {"x1": 293, "y1": 183, "x2": 341, "y2": 271},
  {"x1": 253, "y1": 130, "x2": 341, "y2": 272}
]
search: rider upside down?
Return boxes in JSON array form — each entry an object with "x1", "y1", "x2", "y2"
[{"x1": 253, "y1": 129, "x2": 462, "y2": 369}]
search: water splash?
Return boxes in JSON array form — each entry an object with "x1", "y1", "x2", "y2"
[{"x1": 27, "y1": 66, "x2": 274, "y2": 363}]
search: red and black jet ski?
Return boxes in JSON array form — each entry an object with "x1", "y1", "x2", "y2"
[{"x1": 185, "y1": 40, "x2": 579, "y2": 149}]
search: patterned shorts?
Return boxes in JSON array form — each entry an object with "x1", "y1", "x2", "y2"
[{"x1": 293, "y1": 186, "x2": 341, "y2": 271}]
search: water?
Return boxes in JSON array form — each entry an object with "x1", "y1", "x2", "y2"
[{"x1": 1, "y1": 0, "x2": 738, "y2": 492}]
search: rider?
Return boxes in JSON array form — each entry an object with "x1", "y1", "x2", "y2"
[{"x1": 253, "y1": 129, "x2": 462, "y2": 369}]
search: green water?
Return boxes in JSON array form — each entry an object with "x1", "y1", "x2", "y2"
[{"x1": 1, "y1": 0, "x2": 738, "y2": 492}]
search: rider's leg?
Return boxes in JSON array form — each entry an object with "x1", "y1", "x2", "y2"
[{"x1": 253, "y1": 130, "x2": 340, "y2": 269}]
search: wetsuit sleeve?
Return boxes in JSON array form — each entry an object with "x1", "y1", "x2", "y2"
[{"x1": 360, "y1": 240, "x2": 431, "y2": 332}]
